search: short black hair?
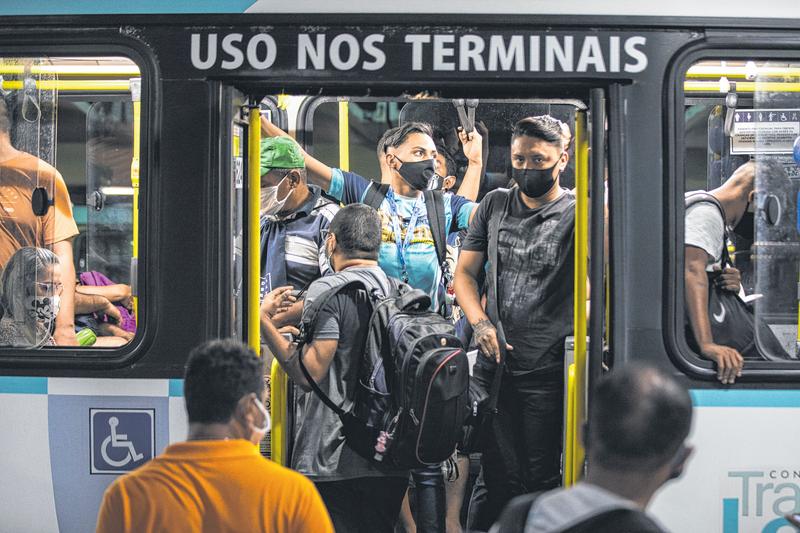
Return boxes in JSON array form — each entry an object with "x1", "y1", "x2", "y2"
[
  {"x1": 435, "y1": 142, "x2": 457, "y2": 178},
  {"x1": 330, "y1": 204, "x2": 381, "y2": 261},
  {"x1": 383, "y1": 121, "x2": 434, "y2": 153},
  {"x1": 377, "y1": 126, "x2": 399, "y2": 161},
  {"x1": 0, "y1": 98, "x2": 10, "y2": 135},
  {"x1": 586, "y1": 364, "x2": 693, "y2": 472},
  {"x1": 511, "y1": 115, "x2": 564, "y2": 150},
  {"x1": 184, "y1": 339, "x2": 265, "y2": 424}
]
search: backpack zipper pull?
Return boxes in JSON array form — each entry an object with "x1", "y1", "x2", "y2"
[{"x1": 409, "y1": 409, "x2": 420, "y2": 425}]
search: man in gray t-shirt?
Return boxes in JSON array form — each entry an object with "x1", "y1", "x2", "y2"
[
  {"x1": 684, "y1": 162, "x2": 754, "y2": 385},
  {"x1": 261, "y1": 204, "x2": 408, "y2": 533}
]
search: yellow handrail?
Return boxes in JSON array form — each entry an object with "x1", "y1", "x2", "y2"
[
  {"x1": 684, "y1": 81, "x2": 800, "y2": 93},
  {"x1": 130, "y1": 78, "x2": 141, "y2": 320},
  {"x1": 338, "y1": 100, "x2": 350, "y2": 171},
  {"x1": 248, "y1": 107, "x2": 261, "y2": 353},
  {"x1": 0, "y1": 80, "x2": 131, "y2": 92},
  {"x1": 565, "y1": 111, "x2": 589, "y2": 486},
  {"x1": 686, "y1": 66, "x2": 800, "y2": 79},
  {"x1": 563, "y1": 363, "x2": 577, "y2": 485},
  {"x1": 0, "y1": 65, "x2": 140, "y2": 76},
  {"x1": 270, "y1": 360, "x2": 288, "y2": 465}
]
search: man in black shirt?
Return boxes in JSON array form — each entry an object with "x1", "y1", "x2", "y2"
[
  {"x1": 454, "y1": 115, "x2": 575, "y2": 528},
  {"x1": 261, "y1": 204, "x2": 408, "y2": 533}
]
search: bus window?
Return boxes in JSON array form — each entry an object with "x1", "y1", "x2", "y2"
[
  {"x1": 0, "y1": 56, "x2": 141, "y2": 351},
  {"x1": 681, "y1": 59, "x2": 800, "y2": 366}
]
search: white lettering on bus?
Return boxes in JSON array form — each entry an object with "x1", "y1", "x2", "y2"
[
  {"x1": 298, "y1": 34, "x2": 325, "y2": 69},
  {"x1": 576, "y1": 36, "x2": 606, "y2": 73},
  {"x1": 329, "y1": 34, "x2": 360, "y2": 70},
  {"x1": 545, "y1": 35, "x2": 573, "y2": 72},
  {"x1": 405, "y1": 34, "x2": 431, "y2": 71},
  {"x1": 459, "y1": 35, "x2": 485, "y2": 72},
  {"x1": 190, "y1": 33, "x2": 217, "y2": 70},
  {"x1": 190, "y1": 32, "x2": 649, "y2": 74},
  {"x1": 433, "y1": 35, "x2": 456, "y2": 71},
  {"x1": 488, "y1": 35, "x2": 524, "y2": 72},
  {"x1": 362, "y1": 34, "x2": 386, "y2": 71},
  {"x1": 221, "y1": 33, "x2": 244, "y2": 70},
  {"x1": 624, "y1": 36, "x2": 648, "y2": 73},
  {"x1": 246, "y1": 34, "x2": 276, "y2": 69}
]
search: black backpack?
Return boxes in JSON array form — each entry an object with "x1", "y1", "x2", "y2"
[{"x1": 297, "y1": 275, "x2": 470, "y2": 469}]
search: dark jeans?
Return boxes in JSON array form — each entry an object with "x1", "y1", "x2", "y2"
[
  {"x1": 315, "y1": 476, "x2": 408, "y2": 533},
  {"x1": 411, "y1": 465, "x2": 446, "y2": 532},
  {"x1": 470, "y1": 366, "x2": 564, "y2": 530}
]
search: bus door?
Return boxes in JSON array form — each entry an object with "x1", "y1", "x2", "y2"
[{"x1": 563, "y1": 87, "x2": 609, "y2": 486}]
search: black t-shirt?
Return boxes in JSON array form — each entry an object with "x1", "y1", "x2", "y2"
[{"x1": 461, "y1": 188, "x2": 576, "y2": 373}]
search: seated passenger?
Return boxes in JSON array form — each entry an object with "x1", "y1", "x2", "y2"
[
  {"x1": 74, "y1": 274, "x2": 135, "y2": 346},
  {"x1": 492, "y1": 364, "x2": 693, "y2": 533},
  {"x1": 0, "y1": 246, "x2": 62, "y2": 347},
  {"x1": 95, "y1": 338, "x2": 333, "y2": 533},
  {"x1": 259, "y1": 137, "x2": 339, "y2": 328},
  {"x1": 260, "y1": 205, "x2": 409, "y2": 533},
  {"x1": 684, "y1": 162, "x2": 754, "y2": 384}
]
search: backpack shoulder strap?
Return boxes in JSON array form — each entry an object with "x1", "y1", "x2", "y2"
[
  {"x1": 423, "y1": 189, "x2": 447, "y2": 267},
  {"x1": 297, "y1": 278, "x2": 377, "y2": 416},
  {"x1": 486, "y1": 189, "x2": 513, "y2": 404},
  {"x1": 685, "y1": 192, "x2": 731, "y2": 267},
  {"x1": 363, "y1": 182, "x2": 390, "y2": 211}
]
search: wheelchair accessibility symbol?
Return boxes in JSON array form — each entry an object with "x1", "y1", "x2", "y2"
[{"x1": 90, "y1": 409, "x2": 154, "y2": 474}]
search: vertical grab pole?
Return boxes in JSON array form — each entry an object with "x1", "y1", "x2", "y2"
[
  {"x1": 568, "y1": 111, "x2": 589, "y2": 485},
  {"x1": 247, "y1": 106, "x2": 261, "y2": 352},
  {"x1": 338, "y1": 100, "x2": 350, "y2": 171},
  {"x1": 129, "y1": 78, "x2": 141, "y2": 319},
  {"x1": 250, "y1": 107, "x2": 288, "y2": 465},
  {"x1": 588, "y1": 89, "x2": 607, "y2": 407}
]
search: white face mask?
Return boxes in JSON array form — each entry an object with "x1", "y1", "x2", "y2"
[
  {"x1": 260, "y1": 176, "x2": 294, "y2": 218},
  {"x1": 26, "y1": 295, "x2": 60, "y2": 323},
  {"x1": 250, "y1": 396, "x2": 271, "y2": 445}
]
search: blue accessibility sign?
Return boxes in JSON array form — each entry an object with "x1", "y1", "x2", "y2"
[{"x1": 90, "y1": 409, "x2": 154, "y2": 474}]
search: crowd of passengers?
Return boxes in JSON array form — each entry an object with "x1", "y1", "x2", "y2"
[{"x1": 0, "y1": 90, "x2": 759, "y2": 531}]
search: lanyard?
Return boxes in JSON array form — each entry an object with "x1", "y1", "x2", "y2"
[{"x1": 387, "y1": 189, "x2": 423, "y2": 283}]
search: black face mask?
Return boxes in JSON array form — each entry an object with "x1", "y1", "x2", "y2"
[
  {"x1": 510, "y1": 160, "x2": 560, "y2": 198},
  {"x1": 731, "y1": 202, "x2": 754, "y2": 241},
  {"x1": 396, "y1": 158, "x2": 436, "y2": 191}
]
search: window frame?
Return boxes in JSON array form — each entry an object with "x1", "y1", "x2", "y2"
[
  {"x1": 665, "y1": 41, "x2": 800, "y2": 381},
  {"x1": 0, "y1": 43, "x2": 154, "y2": 369}
]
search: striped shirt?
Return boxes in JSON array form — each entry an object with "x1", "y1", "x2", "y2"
[{"x1": 259, "y1": 185, "x2": 339, "y2": 298}]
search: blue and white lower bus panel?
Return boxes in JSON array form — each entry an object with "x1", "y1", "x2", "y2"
[
  {"x1": 0, "y1": 377, "x2": 187, "y2": 533},
  {"x1": 652, "y1": 389, "x2": 800, "y2": 533}
]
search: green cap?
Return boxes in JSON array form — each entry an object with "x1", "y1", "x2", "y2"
[{"x1": 260, "y1": 137, "x2": 305, "y2": 176}]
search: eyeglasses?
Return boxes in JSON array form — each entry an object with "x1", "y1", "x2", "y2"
[
  {"x1": 321, "y1": 229, "x2": 332, "y2": 241},
  {"x1": 34, "y1": 281, "x2": 63, "y2": 295}
]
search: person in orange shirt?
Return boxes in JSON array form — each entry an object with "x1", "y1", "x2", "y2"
[
  {"x1": 95, "y1": 339, "x2": 333, "y2": 533},
  {"x1": 0, "y1": 98, "x2": 79, "y2": 345}
]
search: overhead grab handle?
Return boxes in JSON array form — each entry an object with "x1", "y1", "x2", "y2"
[
  {"x1": 723, "y1": 82, "x2": 738, "y2": 137},
  {"x1": 452, "y1": 98, "x2": 478, "y2": 134}
]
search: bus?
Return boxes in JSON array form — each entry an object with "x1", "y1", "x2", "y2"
[{"x1": 1, "y1": 2, "x2": 800, "y2": 532}]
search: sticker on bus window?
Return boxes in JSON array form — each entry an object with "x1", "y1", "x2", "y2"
[{"x1": 731, "y1": 109, "x2": 800, "y2": 154}]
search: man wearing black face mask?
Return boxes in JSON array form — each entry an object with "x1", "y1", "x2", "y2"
[
  {"x1": 685, "y1": 162, "x2": 755, "y2": 385},
  {"x1": 454, "y1": 115, "x2": 575, "y2": 528}
]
